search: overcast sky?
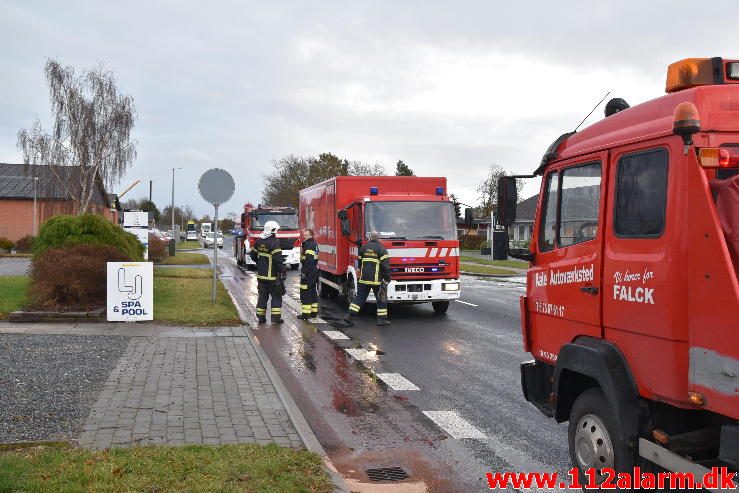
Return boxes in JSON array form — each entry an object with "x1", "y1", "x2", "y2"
[{"x1": 1, "y1": 0, "x2": 736, "y2": 219}]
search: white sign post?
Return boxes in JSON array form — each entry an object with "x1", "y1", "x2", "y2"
[
  {"x1": 107, "y1": 262, "x2": 154, "y2": 321},
  {"x1": 123, "y1": 211, "x2": 150, "y2": 260},
  {"x1": 198, "y1": 168, "x2": 235, "y2": 303}
]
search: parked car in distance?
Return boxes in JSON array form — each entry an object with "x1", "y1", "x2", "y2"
[
  {"x1": 186, "y1": 230, "x2": 198, "y2": 241},
  {"x1": 204, "y1": 231, "x2": 224, "y2": 248}
]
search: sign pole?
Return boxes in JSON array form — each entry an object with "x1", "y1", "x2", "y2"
[
  {"x1": 197, "y1": 168, "x2": 235, "y2": 307},
  {"x1": 213, "y1": 204, "x2": 219, "y2": 304}
]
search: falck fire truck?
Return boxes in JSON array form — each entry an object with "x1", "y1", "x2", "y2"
[
  {"x1": 299, "y1": 176, "x2": 461, "y2": 313},
  {"x1": 497, "y1": 57, "x2": 738, "y2": 485},
  {"x1": 233, "y1": 203, "x2": 301, "y2": 270}
]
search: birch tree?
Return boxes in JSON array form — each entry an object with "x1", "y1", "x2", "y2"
[{"x1": 17, "y1": 59, "x2": 137, "y2": 214}]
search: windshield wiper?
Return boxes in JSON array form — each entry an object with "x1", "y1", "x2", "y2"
[
  {"x1": 409, "y1": 235, "x2": 445, "y2": 240},
  {"x1": 381, "y1": 236, "x2": 406, "y2": 240}
]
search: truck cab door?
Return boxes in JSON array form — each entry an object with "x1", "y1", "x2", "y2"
[{"x1": 528, "y1": 153, "x2": 606, "y2": 363}]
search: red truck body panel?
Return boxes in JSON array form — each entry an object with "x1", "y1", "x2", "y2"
[{"x1": 299, "y1": 176, "x2": 461, "y2": 303}]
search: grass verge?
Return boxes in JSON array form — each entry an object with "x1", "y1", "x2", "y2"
[
  {"x1": 0, "y1": 253, "x2": 32, "y2": 258},
  {"x1": 158, "y1": 252, "x2": 210, "y2": 265},
  {"x1": 153, "y1": 268, "x2": 240, "y2": 325},
  {"x1": 460, "y1": 262, "x2": 517, "y2": 276},
  {"x1": 0, "y1": 275, "x2": 29, "y2": 319},
  {"x1": 176, "y1": 240, "x2": 203, "y2": 251},
  {"x1": 459, "y1": 255, "x2": 528, "y2": 269},
  {"x1": 0, "y1": 443, "x2": 333, "y2": 493}
]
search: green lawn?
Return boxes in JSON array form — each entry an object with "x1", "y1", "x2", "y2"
[
  {"x1": 460, "y1": 262, "x2": 517, "y2": 276},
  {"x1": 176, "y1": 240, "x2": 203, "y2": 251},
  {"x1": 0, "y1": 276, "x2": 29, "y2": 319},
  {"x1": 0, "y1": 444, "x2": 332, "y2": 493},
  {"x1": 153, "y1": 268, "x2": 240, "y2": 325},
  {"x1": 459, "y1": 255, "x2": 528, "y2": 269},
  {"x1": 158, "y1": 252, "x2": 210, "y2": 265}
]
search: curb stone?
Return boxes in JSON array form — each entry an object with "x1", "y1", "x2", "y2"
[{"x1": 223, "y1": 283, "x2": 350, "y2": 493}]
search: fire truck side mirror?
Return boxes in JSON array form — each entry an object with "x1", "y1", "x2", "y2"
[
  {"x1": 464, "y1": 208, "x2": 475, "y2": 228},
  {"x1": 497, "y1": 177, "x2": 518, "y2": 226},
  {"x1": 337, "y1": 210, "x2": 351, "y2": 237}
]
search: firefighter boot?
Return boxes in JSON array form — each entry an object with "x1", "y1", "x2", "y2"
[
  {"x1": 376, "y1": 318, "x2": 391, "y2": 326},
  {"x1": 343, "y1": 313, "x2": 354, "y2": 326},
  {"x1": 257, "y1": 317, "x2": 267, "y2": 324},
  {"x1": 297, "y1": 313, "x2": 311, "y2": 320}
]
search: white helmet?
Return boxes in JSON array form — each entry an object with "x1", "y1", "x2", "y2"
[{"x1": 260, "y1": 220, "x2": 280, "y2": 239}]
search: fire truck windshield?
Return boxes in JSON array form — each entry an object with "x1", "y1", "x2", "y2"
[
  {"x1": 364, "y1": 201, "x2": 457, "y2": 240},
  {"x1": 251, "y1": 213, "x2": 299, "y2": 230}
]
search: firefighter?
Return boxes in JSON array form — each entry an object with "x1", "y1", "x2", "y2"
[
  {"x1": 298, "y1": 228, "x2": 320, "y2": 320},
  {"x1": 344, "y1": 230, "x2": 391, "y2": 326},
  {"x1": 249, "y1": 220, "x2": 286, "y2": 324}
]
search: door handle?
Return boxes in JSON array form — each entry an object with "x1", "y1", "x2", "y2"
[{"x1": 580, "y1": 286, "x2": 599, "y2": 295}]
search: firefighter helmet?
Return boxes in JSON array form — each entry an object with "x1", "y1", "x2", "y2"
[{"x1": 260, "y1": 220, "x2": 280, "y2": 238}]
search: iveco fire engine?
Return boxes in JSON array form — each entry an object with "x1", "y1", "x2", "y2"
[
  {"x1": 234, "y1": 203, "x2": 300, "y2": 270},
  {"x1": 497, "y1": 57, "x2": 738, "y2": 483},
  {"x1": 299, "y1": 176, "x2": 460, "y2": 313}
]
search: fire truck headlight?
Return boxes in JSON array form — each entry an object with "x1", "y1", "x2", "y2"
[{"x1": 443, "y1": 282, "x2": 460, "y2": 291}]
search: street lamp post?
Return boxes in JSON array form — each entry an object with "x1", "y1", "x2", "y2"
[{"x1": 171, "y1": 168, "x2": 182, "y2": 242}]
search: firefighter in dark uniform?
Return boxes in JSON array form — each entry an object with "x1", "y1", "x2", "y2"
[
  {"x1": 344, "y1": 230, "x2": 391, "y2": 326},
  {"x1": 249, "y1": 220, "x2": 286, "y2": 324},
  {"x1": 298, "y1": 228, "x2": 320, "y2": 320}
]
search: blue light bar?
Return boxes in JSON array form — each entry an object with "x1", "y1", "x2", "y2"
[
  {"x1": 436, "y1": 187, "x2": 443, "y2": 195},
  {"x1": 370, "y1": 187, "x2": 379, "y2": 195}
]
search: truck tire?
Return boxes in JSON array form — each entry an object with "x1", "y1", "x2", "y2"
[
  {"x1": 432, "y1": 301, "x2": 449, "y2": 314},
  {"x1": 568, "y1": 388, "x2": 634, "y2": 489},
  {"x1": 291, "y1": 264, "x2": 298, "y2": 270}
]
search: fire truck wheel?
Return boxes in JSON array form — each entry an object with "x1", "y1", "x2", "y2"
[
  {"x1": 568, "y1": 388, "x2": 633, "y2": 487},
  {"x1": 432, "y1": 301, "x2": 449, "y2": 314},
  {"x1": 291, "y1": 264, "x2": 298, "y2": 270}
]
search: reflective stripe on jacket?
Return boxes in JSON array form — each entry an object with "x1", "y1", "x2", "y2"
[
  {"x1": 249, "y1": 235, "x2": 285, "y2": 281},
  {"x1": 300, "y1": 238, "x2": 319, "y2": 281},
  {"x1": 358, "y1": 240, "x2": 390, "y2": 285}
]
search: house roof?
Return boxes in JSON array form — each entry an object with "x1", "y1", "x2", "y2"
[
  {"x1": 0, "y1": 163, "x2": 110, "y2": 207},
  {"x1": 515, "y1": 194, "x2": 539, "y2": 222}
]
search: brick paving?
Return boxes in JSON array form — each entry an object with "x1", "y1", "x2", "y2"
[{"x1": 78, "y1": 335, "x2": 302, "y2": 450}]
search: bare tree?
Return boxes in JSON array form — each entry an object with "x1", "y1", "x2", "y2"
[
  {"x1": 17, "y1": 59, "x2": 137, "y2": 214},
  {"x1": 476, "y1": 163, "x2": 524, "y2": 217},
  {"x1": 262, "y1": 153, "x2": 387, "y2": 206}
]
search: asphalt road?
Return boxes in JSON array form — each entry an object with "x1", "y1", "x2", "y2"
[{"x1": 214, "y1": 246, "x2": 574, "y2": 492}]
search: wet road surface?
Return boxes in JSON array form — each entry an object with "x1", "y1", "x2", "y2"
[{"x1": 214, "y1": 250, "x2": 574, "y2": 492}]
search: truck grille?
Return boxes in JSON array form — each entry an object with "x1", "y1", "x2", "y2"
[{"x1": 279, "y1": 238, "x2": 296, "y2": 250}]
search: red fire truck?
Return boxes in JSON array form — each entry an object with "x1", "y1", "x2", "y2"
[
  {"x1": 299, "y1": 176, "x2": 461, "y2": 313},
  {"x1": 497, "y1": 57, "x2": 738, "y2": 483},
  {"x1": 233, "y1": 203, "x2": 301, "y2": 270}
]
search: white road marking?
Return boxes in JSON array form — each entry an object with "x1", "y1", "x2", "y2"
[
  {"x1": 455, "y1": 300, "x2": 478, "y2": 307},
  {"x1": 375, "y1": 373, "x2": 420, "y2": 391},
  {"x1": 344, "y1": 348, "x2": 378, "y2": 361},
  {"x1": 422, "y1": 411, "x2": 486, "y2": 439},
  {"x1": 322, "y1": 330, "x2": 350, "y2": 340}
]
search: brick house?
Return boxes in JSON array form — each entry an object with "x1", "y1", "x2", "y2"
[{"x1": 0, "y1": 163, "x2": 116, "y2": 242}]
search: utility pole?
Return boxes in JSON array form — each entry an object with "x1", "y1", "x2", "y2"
[
  {"x1": 33, "y1": 177, "x2": 38, "y2": 236},
  {"x1": 171, "y1": 168, "x2": 181, "y2": 241},
  {"x1": 149, "y1": 180, "x2": 153, "y2": 202}
]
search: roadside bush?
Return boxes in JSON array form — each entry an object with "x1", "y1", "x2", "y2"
[
  {"x1": 34, "y1": 214, "x2": 144, "y2": 261},
  {"x1": 148, "y1": 233, "x2": 169, "y2": 262},
  {"x1": 28, "y1": 244, "x2": 131, "y2": 308},
  {"x1": 481, "y1": 240, "x2": 491, "y2": 249},
  {"x1": 0, "y1": 237, "x2": 13, "y2": 252},
  {"x1": 14, "y1": 235, "x2": 35, "y2": 253},
  {"x1": 459, "y1": 235, "x2": 485, "y2": 250}
]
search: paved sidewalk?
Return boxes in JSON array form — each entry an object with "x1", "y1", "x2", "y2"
[
  {"x1": 78, "y1": 336, "x2": 301, "y2": 449},
  {"x1": 0, "y1": 322, "x2": 302, "y2": 451}
]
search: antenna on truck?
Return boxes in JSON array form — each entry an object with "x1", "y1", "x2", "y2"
[{"x1": 573, "y1": 91, "x2": 611, "y2": 132}]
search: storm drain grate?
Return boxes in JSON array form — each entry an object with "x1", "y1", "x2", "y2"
[{"x1": 366, "y1": 466, "x2": 409, "y2": 482}]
